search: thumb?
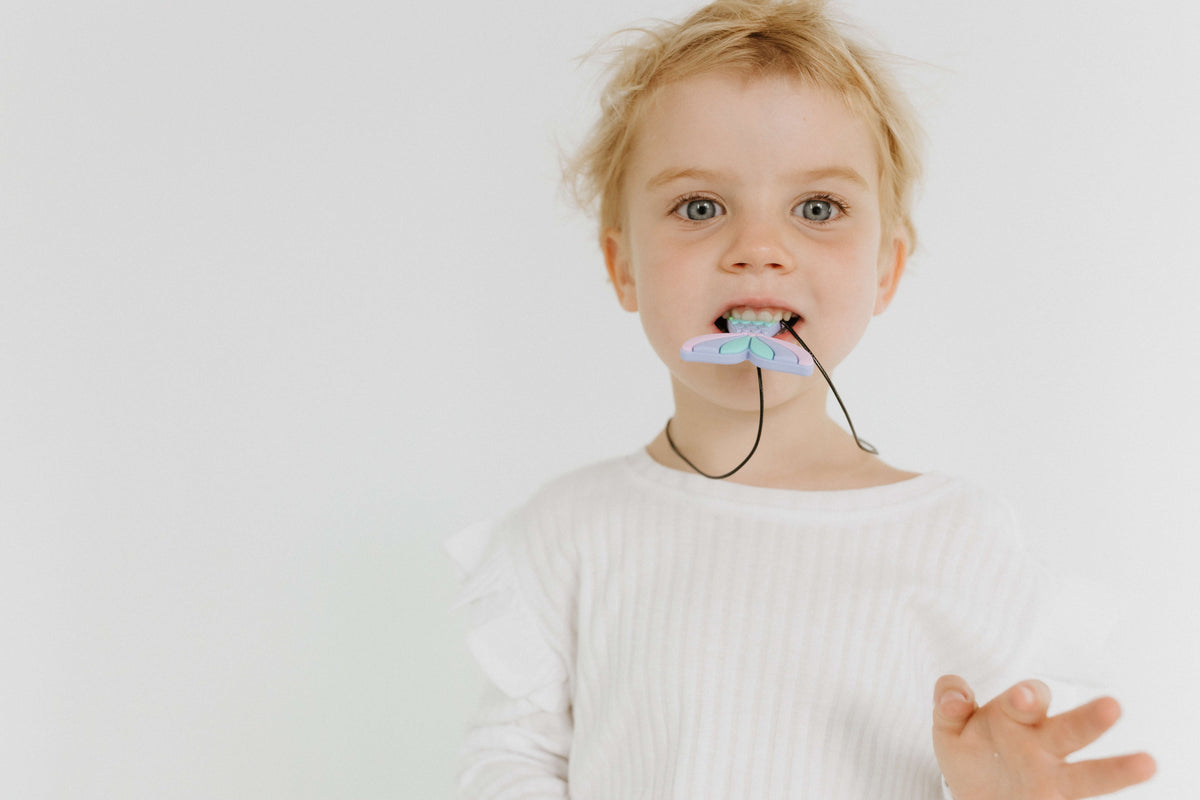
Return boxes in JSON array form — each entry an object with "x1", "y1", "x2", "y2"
[{"x1": 932, "y1": 674, "x2": 976, "y2": 736}]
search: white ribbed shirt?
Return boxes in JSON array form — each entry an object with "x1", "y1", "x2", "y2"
[{"x1": 444, "y1": 451, "x2": 1104, "y2": 799}]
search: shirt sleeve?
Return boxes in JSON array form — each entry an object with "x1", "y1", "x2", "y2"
[
  {"x1": 1023, "y1": 560, "x2": 1122, "y2": 717},
  {"x1": 937, "y1": 567, "x2": 1119, "y2": 800},
  {"x1": 444, "y1": 519, "x2": 574, "y2": 799},
  {"x1": 978, "y1": 497, "x2": 1120, "y2": 717}
]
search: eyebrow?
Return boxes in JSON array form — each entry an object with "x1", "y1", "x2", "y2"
[
  {"x1": 645, "y1": 167, "x2": 724, "y2": 190},
  {"x1": 646, "y1": 165, "x2": 870, "y2": 190}
]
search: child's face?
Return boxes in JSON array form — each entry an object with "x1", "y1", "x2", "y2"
[{"x1": 603, "y1": 69, "x2": 906, "y2": 412}]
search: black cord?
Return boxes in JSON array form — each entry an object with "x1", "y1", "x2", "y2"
[
  {"x1": 664, "y1": 323, "x2": 878, "y2": 480},
  {"x1": 780, "y1": 318, "x2": 877, "y2": 455},
  {"x1": 665, "y1": 366, "x2": 764, "y2": 479}
]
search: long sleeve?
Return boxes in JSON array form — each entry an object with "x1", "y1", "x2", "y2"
[
  {"x1": 966, "y1": 534, "x2": 1119, "y2": 717},
  {"x1": 1024, "y1": 567, "x2": 1120, "y2": 715},
  {"x1": 444, "y1": 520, "x2": 574, "y2": 799},
  {"x1": 453, "y1": 682, "x2": 572, "y2": 798},
  {"x1": 937, "y1": 553, "x2": 1119, "y2": 800}
]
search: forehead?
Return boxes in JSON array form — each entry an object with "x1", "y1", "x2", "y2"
[{"x1": 626, "y1": 70, "x2": 880, "y2": 190}]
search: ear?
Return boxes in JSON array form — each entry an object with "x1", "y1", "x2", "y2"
[
  {"x1": 873, "y1": 229, "x2": 908, "y2": 315},
  {"x1": 602, "y1": 228, "x2": 638, "y2": 312}
]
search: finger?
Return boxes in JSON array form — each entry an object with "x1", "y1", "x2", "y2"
[
  {"x1": 1044, "y1": 695, "x2": 1122, "y2": 759},
  {"x1": 1060, "y1": 751, "x2": 1157, "y2": 799},
  {"x1": 999, "y1": 679, "x2": 1051, "y2": 725},
  {"x1": 932, "y1": 674, "x2": 977, "y2": 736}
]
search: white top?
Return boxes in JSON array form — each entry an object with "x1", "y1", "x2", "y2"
[{"x1": 443, "y1": 451, "x2": 1110, "y2": 800}]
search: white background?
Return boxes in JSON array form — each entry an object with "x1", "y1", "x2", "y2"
[{"x1": 2, "y1": 0, "x2": 1197, "y2": 797}]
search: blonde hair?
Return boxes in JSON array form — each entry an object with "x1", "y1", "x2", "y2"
[{"x1": 565, "y1": 0, "x2": 925, "y2": 253}]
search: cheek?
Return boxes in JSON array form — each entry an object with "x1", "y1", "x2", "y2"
[
  {"x1": 632, "y1": 240, "x2": 704, "y2": 309},
  {"x1": 806, "y1": 244, "x2": 885, "y2": 355},
  {"x1": 815, "y1": 241, "x2": 881, "y2": 301}
]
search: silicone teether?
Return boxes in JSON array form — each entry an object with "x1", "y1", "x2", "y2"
[
  {"x1": 672, "y1": 314, "x2": 877, "y2": 466},
  {"x1": 680, "y1": 323, "x2": 815, "y2": 376}
]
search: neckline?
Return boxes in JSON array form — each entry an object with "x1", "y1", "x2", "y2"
[{"x1": 623, "y1": 447, "x2": 952, "y2": 514}]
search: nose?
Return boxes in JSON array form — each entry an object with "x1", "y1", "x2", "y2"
[{"x1": 720, "y1": 213, "x2": 793, "y2": 275}]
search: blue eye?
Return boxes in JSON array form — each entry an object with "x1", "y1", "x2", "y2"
[
  {"x1": 796, "y1": 198, "x2": 842, "y2": 222},
  {"x1": 674, "y1": 197, "x2": 724, "y2": 221}
]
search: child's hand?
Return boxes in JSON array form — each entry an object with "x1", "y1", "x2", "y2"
[{"x1": 931, "y1": 675, "x2": 1156, "y2": 799}]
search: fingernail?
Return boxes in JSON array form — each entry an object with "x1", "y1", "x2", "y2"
[
  {"x1": 940, "y1": 690, "x2": 967, "y2": 711},
  {"x1": 1015, "y1": 685, "x2": 1034, "y2": 708}
]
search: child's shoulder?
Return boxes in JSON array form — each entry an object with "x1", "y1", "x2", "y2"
[
  {"x1": 520, "y1": 453, "x2": 640, "y2": 512},
  {"x1": 938, "y1": 472, "x2": 1021, "y2": 526},
  {"x1": 449, "y1": 455, "x2": 637, "y2": 558}
]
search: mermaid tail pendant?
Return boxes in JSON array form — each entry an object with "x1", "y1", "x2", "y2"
[
  {"x1": 676, "y1": 315, "x2": 877, "y2": 457},
  {"x1": 680, "y1": 318, "x2": 814, "y2": 376}
]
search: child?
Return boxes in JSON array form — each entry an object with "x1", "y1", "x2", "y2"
[{"x1": 444, "y1": 1, "x2": 1156, "y2": 797}]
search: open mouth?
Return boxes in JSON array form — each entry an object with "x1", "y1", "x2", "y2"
[{"x1": 714, "y1": 306, "x2": 801, "y2": 336}]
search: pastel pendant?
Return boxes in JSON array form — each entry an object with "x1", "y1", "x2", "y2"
[{"x1": 680, "y1": 319, "x2": 815, "y2": 376}]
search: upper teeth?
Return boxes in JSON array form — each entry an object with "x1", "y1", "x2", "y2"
[{"x1": 724, "y1": 307, "x2": 796, "y2": 322}]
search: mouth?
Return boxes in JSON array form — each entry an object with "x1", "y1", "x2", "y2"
[{"x1": 714, "y1": 305, "x2": 802, "y2": 337}]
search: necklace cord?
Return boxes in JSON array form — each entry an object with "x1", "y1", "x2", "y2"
[
  {"x1": 664, "y1": 320, "x2": 879, "y2": 480},
  {"x1": 665, "y1": 366, "x2": 764, "y2": 479},
  {"x1": 780, "y1": 318, "x2": 877, "y2": 455}
]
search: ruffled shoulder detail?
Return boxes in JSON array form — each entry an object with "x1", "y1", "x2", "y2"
[{"x1": 443, "y1": 519, "x2": 571, "y2": 713}]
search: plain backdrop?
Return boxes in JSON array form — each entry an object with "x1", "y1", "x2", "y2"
[{"x1": 2, "y1": 0, "x2": 1197, "y2": 798}]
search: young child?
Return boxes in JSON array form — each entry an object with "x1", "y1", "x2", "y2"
[{"x1": 444, "y1": 1, "x2": 1156, "y2": 797}]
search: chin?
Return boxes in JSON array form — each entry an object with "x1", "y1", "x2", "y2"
[{"x1": 673, "y1": 362, "x2": 801, "y2": 413}]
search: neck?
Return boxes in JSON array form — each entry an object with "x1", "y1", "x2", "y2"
[{"x1": 647, "y1": 369, "x2": 881, "y2": 490}]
